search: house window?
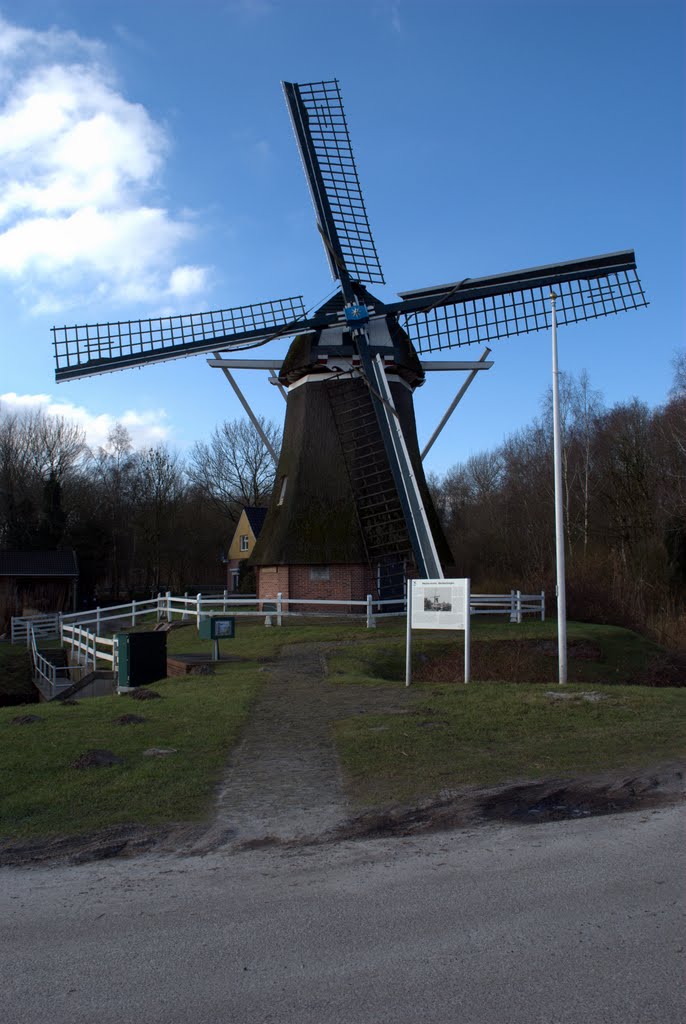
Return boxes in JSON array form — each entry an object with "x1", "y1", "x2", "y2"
[
  {"x1": 277, "y1": 476, "x2": 288, "y2": 506},
  {"x1": 310, "y1": 566, "x2": 330, "y2": 581},
  {"x1": 240, "y1": 534, "x2": 249, "y2": 552}
]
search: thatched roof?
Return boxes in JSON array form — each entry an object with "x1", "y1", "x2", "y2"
[{"x1": 251, "y1": 380, "x2": 367, "y2": 565}]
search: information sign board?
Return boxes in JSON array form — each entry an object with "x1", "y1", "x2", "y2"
[
  {"x1": 406, "y1": 578, "x2": 470, "y2": 686},
  {"x1": 410, "y1": 579, "x2": 468, "y2": 631}
]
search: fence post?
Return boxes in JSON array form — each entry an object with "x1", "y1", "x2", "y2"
[
  {"x1": 183, "y1": 593, "x2": 189, "y2": 621},
  {"x1": 516, "y1": 590, "x2": 522, "y2": 624},
  {"x1": 366, "y1": 594, "x2": 375, "y2": 629},
  {"x1": 541, "y1": 590, "x2": 545, "y2": 622},
  {"x1": 510, "y1": 590, "x2": 516, "y2": 623},
  {"x1": 276, "y1": 592, "x2": 282, "y2": 627},
  {"x1": 223, "y1": 589, "x2": 228, "y2": 612},
  {"x1": 196, "y1": 593, "x2": 202, "y2": 630},
  {"x1": 132, "y1": 599, "x2": 137, "y2": 628},
  {"x1": 156, "y1": 594, "x2": 162, "y2": 622},
  {"x1": 166, "y1": 590, "x2": 172, "y2": 622},
  {"x1": 96, "y1": 606, "x2": 101, "y2": 635}
]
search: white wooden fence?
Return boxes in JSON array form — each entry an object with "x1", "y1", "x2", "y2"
[
  {"x1": 11, "y1": 613, "x2": 61, "y2": 644},
  {"x1": 472, "y1": 590, "x2": 546, "y2": 623},
  {"x1": 14, "y1": 587, "x2": 545, "y2": 699},
  {"x1": 61, "y1": 622, "x2": 118, "y2": 674},
  {"x1": 12, "y1": 587, "x2": 545, "y2": 644}
]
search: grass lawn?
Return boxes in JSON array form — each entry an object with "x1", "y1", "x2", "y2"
[
  {"x1": 0, "y1": 617, "x2": 382, "y2": 842},
  {"x1": 0, "y1": 665, "x2": 259, "y2": 840},
  {"x1": 335, "y1": 682, "x2": 685, "y2": 806},
  {"x1": 1, "y1": 615, "x2": 683, "y2": 841},
  {"x1": 329, "y1": 619, "x2": 686, "y2": 806}
]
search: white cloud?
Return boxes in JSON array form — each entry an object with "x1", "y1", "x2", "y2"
[
  {"x1": 168, "y1": 265, "x2": 210, "y2": 298},
  {"x1": 0, "y1": 391, "x2": 172, "y2": 449},
  {"x1": 0, "y1": 16, "x2": 210, "y2": 313}
]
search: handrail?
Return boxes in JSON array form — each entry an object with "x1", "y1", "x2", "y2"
[{"x1": 27, "y1": 623, "x2": 73, "y2": 699}]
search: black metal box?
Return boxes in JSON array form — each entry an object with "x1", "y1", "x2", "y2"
[{"x1": 116, "y1": 631, "x2": 167, "y2": 687}]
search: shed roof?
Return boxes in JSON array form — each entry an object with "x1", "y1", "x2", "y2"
[{"x1": 0, "y1": 550, "x2": 79, "y2": 577}]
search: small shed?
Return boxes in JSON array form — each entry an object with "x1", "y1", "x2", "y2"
[{"x1": 0, "y1": 550, "x2": 79, "y2": 624}]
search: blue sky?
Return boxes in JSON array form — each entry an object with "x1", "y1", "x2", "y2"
[{"x1": 0, "y1": 0, "x2": 683, "y2": 475}]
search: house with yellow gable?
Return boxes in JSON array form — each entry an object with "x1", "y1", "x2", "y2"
[{"x1": 226, "y1": 507, "x2": 268, "y2": 591}]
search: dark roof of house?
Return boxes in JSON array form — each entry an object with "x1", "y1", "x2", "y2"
[
  {"x1": 0, "y1": 550, "x2": 79, "y2": 577},
  {"x1": 244, "y1": 507, "x2": 268, "y2": 537}
]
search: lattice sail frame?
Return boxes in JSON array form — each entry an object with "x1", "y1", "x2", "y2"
[
  {"x1": 51, "y1": 79, "x2": 648, "y2": 386},
  {"x1": 396, "y1": 260, "x2": 647, "y2": 354},
  {"x1": 53, "y1": 296, "x2": 307, "y2": 381},
  {"x1": 283, "y1": 79, "x2": 385, "y2": 286}
]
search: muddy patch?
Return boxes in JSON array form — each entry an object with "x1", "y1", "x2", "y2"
[
  {"x1": 71, "y1": 749, "x2": 124, "y2": 769},
  {"x1": 0, "y1": 823, "x2": 176, "y2": 867},
  {"x1": 479, "y1": 775, "x2": 673, "y2": 823},
  {"x1": 332, "y1": 764, "x2": 684, "y2": 841}
]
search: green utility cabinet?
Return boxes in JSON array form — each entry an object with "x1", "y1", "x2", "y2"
[
  {"x1": 198, "y1": 616, "x2": 236, "y2": 640},
  {"x1": 116, "y1": 631, "x2": 167, "y2": 687},
  {"x1": 198, "y1": 616, "x2": 235, "y2": 661}
]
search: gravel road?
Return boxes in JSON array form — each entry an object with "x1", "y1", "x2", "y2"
[{"x1": 2, "y1": 805, "x2": 684, "y2": 1024}]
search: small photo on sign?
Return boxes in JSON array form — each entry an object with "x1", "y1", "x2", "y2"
[{"x1": 423, "y1": 590, "x2": 453, "y2": 613}]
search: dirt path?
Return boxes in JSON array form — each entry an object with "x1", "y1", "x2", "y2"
[{"x1": 186, "y1": 642, "x2": 415, "y2": 853}]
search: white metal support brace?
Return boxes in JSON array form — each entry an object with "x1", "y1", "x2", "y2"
[
  {"x1": 213, "y1": 352, "x2": 279, "y2": 466},
  {"x1": 421, "y1": 348, "x2": 492, "y2": 460}
]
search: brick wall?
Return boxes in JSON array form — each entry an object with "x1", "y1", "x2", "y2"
[
  {"x1": 257, "y1": 565, "x2": 290, "y2": 605},
  {"x1": 256, "y1": 563, "x2": 377, "y2": 613}
]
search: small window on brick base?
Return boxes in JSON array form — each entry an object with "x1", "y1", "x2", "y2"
[{"x1": 309, "y1": 566, "x2": 330, "y2": 581}]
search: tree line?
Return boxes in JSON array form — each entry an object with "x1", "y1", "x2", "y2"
[
  {"x1": 429, "y1": 354, "x2": 685, "y2": 646},
  {"x1": 0, "y1": 411, "x2": 280, "y2": 604},
  {"x1": 2, "y1": 354, "x2": 683, "y2": 645}
]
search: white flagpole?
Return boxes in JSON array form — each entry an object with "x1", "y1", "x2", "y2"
[{"x1": 550, "y1": 291, "x2": 568, "y2": 684}]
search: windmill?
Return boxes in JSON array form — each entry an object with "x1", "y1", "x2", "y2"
[{"x1": 53, "y1": 79, "x2": 647, "y2": 606}]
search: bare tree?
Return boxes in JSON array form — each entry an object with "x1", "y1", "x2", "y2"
[
  {"x1": 132, "y1": 445, "x2": 186, "y2": 591},
  {"x1": 0, "y1": 405, "x2": 87, "y2": 548},
  {"x1": 669, "y1": 349, "x2": 686, "y2": 399},
  {"x1": 187, "y1": 417, "x2": 281, "y2": 522},
  {"x1": 85, "y1": 424, "x2": 138, "y2": 597}
]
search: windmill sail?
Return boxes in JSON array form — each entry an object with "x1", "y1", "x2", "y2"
[
  {"x1": 392, "y1": 250, "x2": 647, "y2": 353},
  {"x1": 283, "y1": 79, "x2": 385, "y2": 288},
  {"x1": 53, "y1": 295, "x2": 308, "y2": 381}
]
